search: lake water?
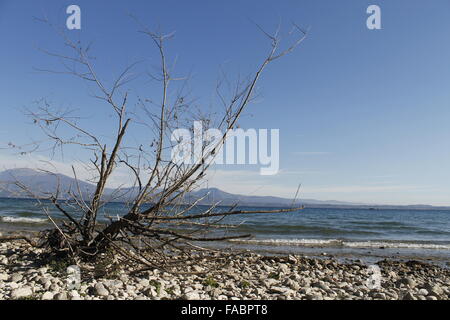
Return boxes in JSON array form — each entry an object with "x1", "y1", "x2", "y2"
[{"x1": 1, "y1": 198, "x2": 449, "y2": 265}]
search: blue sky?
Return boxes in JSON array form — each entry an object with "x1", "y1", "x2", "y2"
[{"x1": 1, "y1": 0, "x2": 450, "y2": 205}]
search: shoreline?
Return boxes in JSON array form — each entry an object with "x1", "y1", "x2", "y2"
[
  {"x1": 2, "y1": 226, "x2": 450, "y2": 269},
  {"x1": 0, "y1": 233, "x2": 449, "y2": 300}
]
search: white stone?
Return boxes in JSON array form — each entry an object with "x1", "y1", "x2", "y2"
[
  {"x1": 184, "y1": 291, "x2": 201, "y2": 300},
  {"x1": 41, "y1": 292, "x2": 54, "y2": 300},
  {"x1": 11, "y1": 287, "x2": 33, "y2": 299},
  {"x1": 95, "y1": 283, "x2": 109, "y2": 297},
  {"x1": 10, "y1": 273, "x2": 23, "y2": 282}
]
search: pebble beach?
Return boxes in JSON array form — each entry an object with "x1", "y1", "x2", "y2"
[{"x1": 0, "y1": 237, "x2": 449, "y2": 301}]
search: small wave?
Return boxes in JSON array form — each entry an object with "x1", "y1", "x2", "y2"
[
  {"x1": 0, "y1": 216, "x2": 48, "y2": 224},
  {"x1": 229, "y1": 238, "x2": 450, "y2": 250},
  {"x1": 342, "y1": 241, "x2": 450, "y2": 250},
  {"x1": 229, "y1": 238, "x2": 342, "y2": 246}
]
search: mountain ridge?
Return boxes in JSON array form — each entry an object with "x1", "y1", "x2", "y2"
[{"x1": 0, "y1": 168, "x2": 448, "y2": 210}]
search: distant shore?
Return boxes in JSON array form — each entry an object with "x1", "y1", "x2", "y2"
[
  {"x1": 0, "y1": 231, "x2": 449, "y2": 300},
  {"x1": 2, "y1": 195, "x2": 450, "y2": 211}
]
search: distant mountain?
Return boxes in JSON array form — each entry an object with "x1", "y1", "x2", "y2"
[
  {"x1": 0, "y1": 168, "x2": 448, "y2": 210},
  {"x1": 185, "y1": 188, "x2": 357, "y2": 207},
  {"x1": 0, "y1": 168, "x2": 98, "y2": 198}
]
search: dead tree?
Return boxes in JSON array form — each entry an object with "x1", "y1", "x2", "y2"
[{"x1": 9, "y1": 18, "x2": 307, "y2": 271}]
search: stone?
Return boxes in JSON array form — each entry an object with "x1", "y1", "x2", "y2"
[
  {"x1": 299, "y1": 287, "x2": 311, "y2": 295},
  {"x1": 286, "y1": 280, "x2": 300, "y2": 291},
  {"x1": 269, "y1": 286, "x2": 294, "y2": 296},
  {"x1": 397, "y1": 277, "x2": 417, "y2": 289},
  {"x1": 192, "y1": 283, "x2": 203, "y2": 290},
  {"x1": 8, "y1": 282, "x2": 19, "y2": 289},
  {"x1": 43, "y1": 280, "x2": 52, "y2": 290},
  {"x1": 11, "y1": 287, "x2": 33, "y2": 299},
  {"x1": 41, "y1": 292, "x2": 54, "y2": 300},
  {"x1": 418, "y1": 288, "x2": 428, "y2": 296},
  {"x1": 288, "y1": 255, "x2": 297, "y2": 264},
  {"x1": 263, "y1": 279, "x2": 278, "y2": 288},
  {"x1": 69, "y1": 290, "x2": 80, "y2": 298},
  {"x1": 278, "y1": 264, "x2": 290, "y2": 273},
  {"x1": 403, "y1": 277, "x2": 417, "y2": 288},
  {"x1": 402, "y1": 292, "x2": 416, "y2": 300},
  {"x1": 211, "y1": 288, "x2": 222, "y2": 298},
  {"x1": 184, "y1": 291, "x2": 201, "y2": 300},
  {"x1": 145, "y1": 287, "x2": 157, "y2": 297},
  {"x1": 9, "y1": 273, "x2": 23, "y2": 283},
  {"x1": 38, "y1": 267, "x2": 48, "y2": 274},
  {"x1": 49, "y1": 283, "x2": 60, "y2": 291},
  {"x1": 424, "y1": 283, "x2": 443, "y2": 296},
  {"x1": 138, "y1": 279, "x2": 150, "y2": 287},
  {"x1": 373, "y1": 292, "x2": 386, "y2": 299},
  {"x1": 104, "y1": 279, "x2": 123, "y2": 290},
  {"x1": 312, "y1": 281, "x2": 330, "y2": 291},
  {"x1": 305, "y1": 293, "x2": 322, "y2": 300},
  {"x1": 94, "y1": 283, "x2": 110, "y2": 297},
  {"x1": 387, "y1": 271, "x2": 397, "y2": 278},
  {"x1": 54, "y1": 293, "x2": 68, "y2": 300},
  {"x1": 193, "y1": 266, "x2": 204, "y2": 273},
  {"x1": 126, "y1": 284, "x2": 136, "y2": 292}
]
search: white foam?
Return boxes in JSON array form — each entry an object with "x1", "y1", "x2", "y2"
[
  {"x1": 0, "y1": 216, "x2": 48, "y2": 224},
  {"x1": 229, "y1": 238, "x2": 341, "y2": 246},
  {"x1": 229, "y1": 238, "x2": 450, "y2": 250},
  {"x1": 342, "y1": 241, "x2": 450, "y2": 250}
]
